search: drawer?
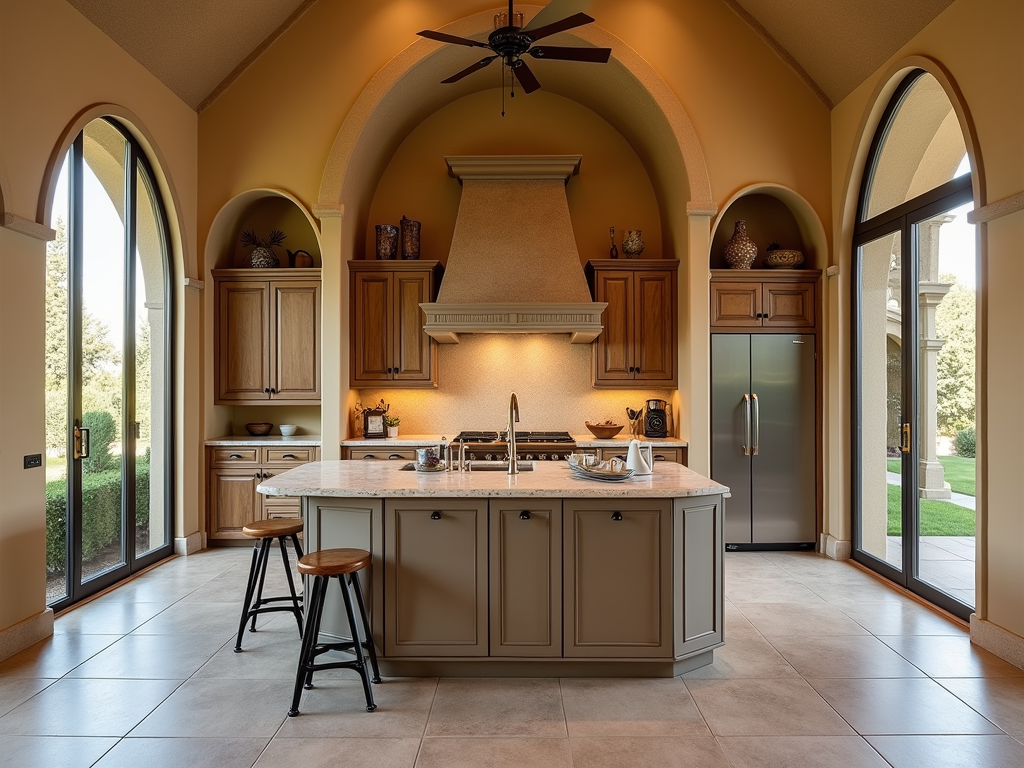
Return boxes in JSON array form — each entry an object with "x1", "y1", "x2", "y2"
[
  {"x1": 263, "y1": 446, "x2": 316, "y2": 464},
  {"x1": 598, "y1": 447, "x2": 684, "y2": 464},
  {"x1": 264, "y1": 498, "x2": 301, "y2": 519},
  {"x1": 210, "y1": 447, "x2": 258, "y2": 465},
  {"x1": 350, "y1": 449, "x2": 420, "y2": 461}
]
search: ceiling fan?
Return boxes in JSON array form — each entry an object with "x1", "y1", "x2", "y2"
[{"x1": 417, "y1": 0, "x2": 612, "y2": 95}]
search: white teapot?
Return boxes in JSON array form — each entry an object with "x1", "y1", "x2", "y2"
[{"x1": 625, "y1": 439, "x2": 653, "y2": 475}]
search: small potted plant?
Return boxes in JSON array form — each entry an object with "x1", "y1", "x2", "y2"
[{"x1": 384, "y1": 413, "x2": 400, "y2": 438}]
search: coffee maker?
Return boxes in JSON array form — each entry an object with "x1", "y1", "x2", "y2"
[{"x1": 644, "y1": 399, "x2": 668, "y2": 438}]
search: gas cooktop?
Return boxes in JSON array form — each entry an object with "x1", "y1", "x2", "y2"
[{"x1": 453, "y1": 431, "x2": 574, "y2": 443}]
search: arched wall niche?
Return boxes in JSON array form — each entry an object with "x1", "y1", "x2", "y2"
[{"x1": 205, "y1": 189, "x2": 322, "y2": 269}]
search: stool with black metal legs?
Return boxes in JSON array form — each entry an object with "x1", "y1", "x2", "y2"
[
  {"x1": 288, "y1": 548, "x2": 381, "y2": 716},
  {"x1": 234, "y1": 518, "x2": 304, "y2": 653}
]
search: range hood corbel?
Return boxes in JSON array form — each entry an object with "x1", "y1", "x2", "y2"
[{"x1": 420, "y1": 155, "x2": 607, "y2": 344}]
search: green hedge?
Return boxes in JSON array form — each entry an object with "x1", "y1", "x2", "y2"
[{"x1": 45, "y1": 460, "x2": 150, "y2": 572}]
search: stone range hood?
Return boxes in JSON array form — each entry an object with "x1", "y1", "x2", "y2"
[{"x1": 420, "y1": 155, "x2": 607, "y2": 344}]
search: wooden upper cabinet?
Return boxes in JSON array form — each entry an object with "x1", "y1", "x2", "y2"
[
  {"x1": 349, "y1": 261, "x2": 443, "y2": 388},
  {"x1": 710, "y1": 270, "x2": 819, "y2": 330},
  {"x1": 586, "y1": 260, "x2": 678, "y2": 388},
  {"x1": 213, "y1": 269, "x2": 321, "y2": 404}
]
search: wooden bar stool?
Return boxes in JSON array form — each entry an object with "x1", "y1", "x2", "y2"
[
  {"x1": 288, "y1": 548, "x2": 381, "y2": 716},
  {"x1": 234, "y1": 518, "x2": 304, "y2": 653}
]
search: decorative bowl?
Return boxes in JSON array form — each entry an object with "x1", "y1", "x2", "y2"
[
  {"x1": 585, "y1": 421, "x2": 624, "y2": 439},
  {"x1": 245, "y1": 422, "x2": 273, "y2": 436},
  {"x1": 764, "y1": 249, "x2": 804, "y2": 268},
  {"x1": 278, "y1": 424, "x2": 298, "y2": 436}
]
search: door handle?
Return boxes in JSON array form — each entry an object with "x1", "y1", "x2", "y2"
[
  {"x1": 900, "y1": 423, "x2": 911, "y2": 454},
  {"x1": 74, "y1": 422, "x2": 90, "y2": 460},
  {"x1": 742, "y1": 394, "x2": 751, "y2": 456},
  {"x1": 751, "y1": 393, "x2": 760, "y2": 456}
]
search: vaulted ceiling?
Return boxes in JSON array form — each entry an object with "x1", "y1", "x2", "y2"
[{"x1": 65, "y1": 0, "x2": 954, "y2": 111}]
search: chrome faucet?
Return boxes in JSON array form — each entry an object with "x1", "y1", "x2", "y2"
[{"x1": 507, "y1": 391, "x2": 520, "y2": 475}]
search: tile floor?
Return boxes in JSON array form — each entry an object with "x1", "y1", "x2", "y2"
[{"x1": 3, "y1": 548, "x2": 1024, "y2": 767}]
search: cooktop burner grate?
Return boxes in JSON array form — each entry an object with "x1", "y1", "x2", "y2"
[{"x1": 453, "y1": 431, "x2": 574, "y2": 443}]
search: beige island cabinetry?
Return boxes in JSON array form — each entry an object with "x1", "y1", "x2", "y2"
[{"x1": 259, "y1": 461, "x2": 726, "y2": 676}]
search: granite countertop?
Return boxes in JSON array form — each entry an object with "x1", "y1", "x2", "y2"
[
  {"x1": 341, "y1": 434, "x2": 688, "y2": 448},
  {"x1": 206, "y1": 435, "x2": 322, "y2": 447},
  {"x1": 571, "y1": 434, "x2": 688, "y2": 449},
  {"x1": 342, "y1": 434, "x2": 446, "y2": 447},
  {"x1": 258, "y1": 460, "x2": 726, "y2": 499}
]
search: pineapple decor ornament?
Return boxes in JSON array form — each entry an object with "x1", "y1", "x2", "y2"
[{"x1": 241, "y1": 228, "x2": 286, "y2": 268}]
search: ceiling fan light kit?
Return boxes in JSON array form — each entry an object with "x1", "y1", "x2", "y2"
[{"x1": 418, "y1": 0, "x2": 611, "y2": 110}]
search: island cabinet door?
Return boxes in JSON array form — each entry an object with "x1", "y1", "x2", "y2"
[
  {"x1": 563, "y1": 499, "x2": 673, "y2": 658},
  {"x1": 673, "y1": 496, "x2": 724, "y2": 660},
  {"x1": 385, "y1": 499, "x2": 488, "y2": 657},
  {"x1": 489, "y1": 500, "x2": 562, "y2": 657}
]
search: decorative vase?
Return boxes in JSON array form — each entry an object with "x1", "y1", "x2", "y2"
[
  {"x1": 250, "y1": 246, "x2": 279, "y2": 268},
  {"x1": 387, "y1": 426, "x2": 399, "y2": 438},
  {"x1": 609, "y1": 227, "x2": 619, "y2": 259},
  {"x1": 400, "y1": 215, "x2": 421, "y2": 260},
  {"x1": 622, "y1": 229, "x2": 645, "y2": 258},
  {"x1": 375, "y1": 224, "x2": 398, "y2": 259},
  {"x1": 724, "y1": 220, "x2": 757, "y2": 269}
]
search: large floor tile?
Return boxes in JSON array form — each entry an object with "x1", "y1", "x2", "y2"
[
  {"x1": 278, "y1": 677, "x2": 437, "y2": 738},
  {"x1": 417, "y1": 737, "x2": 571, "y2": 768},
  {"x1": 730, "y1": 602, "x2": 870, "y2": 637},
  {"x1": 569, "y1": 736, "x2": 731, "y2": 768},
  {"x1": 424, "y1": 678, "x2": 566, "y2": 738},
  {"x1": 866, "y1": 734, "x2": 1024, "y2": 767},
  {"x1": 87, "y1": 578, "x2": 200, "y2": 604},
  {"x1": 724, "y1": 577, "x2": 825, "y2": 604},
  {"x1": 768, "y1": 634, "x2": 925, "y2": 678},
  {"x1": 0, "y1": 735, "x2": 118, "y2": 768},
  {"x1": 52, "y1": 600, "x2": 168, "y2": 635},
  {"x1": 93, "y1": 736, "x2": 270, "y2": 767},
  {"x1": 64, "y1": 632, "x2": 230, "y2": 679},
  {"x1": 681, "y1": 635, "x2": 800, "y2": 679},
  {"x1": 0, "y1": 678, "x2": 179, "y2": 736},
  {"x1": 129, "y1": 601, "x2": 245, "y2": 637},
  {"x1": 0, "y1": 634, "x2": 118, "y2": 678},
  {"x1": 129, "y1": 677, "x2": 288, "y2": 738},
  {"x1": 683, "y1": 678, "x2": 854, "y2": 736},
  {"x1": 835, "y1": 600, "x2": 967, "y2": 636},
  {"x1": 808, "y1": 677, "x2": 1002, "y2": 735},
  {"x1": 937, "y1": 676, "x2": 1024, "y2": 735},
  {"x1": 256, "y1": 737, "x2": 419, "y2": 767},
  {"x1": 718, "y1": 735, "x2": 890, "y2": 767},
  {"x1": 878, "y1": 635, "x2": 1024, "y2": 678},
  {"x1": 0, "y1": 677, "x2": 55, "y2": 717},
  {"x1": 560, "y1": 677, "x2": 708, "y2": 738},
  {"x1": 194, "y1": 628, "x2": 304, "y2": 680}
]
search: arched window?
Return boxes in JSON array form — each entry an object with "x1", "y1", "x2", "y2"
[
  {"x1": 852, "y1": 70, "x2": 975, "y2": 619},
  {"x1": 45, "y1": 117, "x2": 174, "y2": 608}
]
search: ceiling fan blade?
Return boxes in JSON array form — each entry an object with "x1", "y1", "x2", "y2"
[
  {"x1": 522, "y1": 0, "x2": 591, "y2": 33},
  {"x1": 528, "y1": 45, "x2": 611, "y2": 63},
  {"x1": 417, "y1": 29, "x2": 491, "y2": 49},
  {"x1": 441, "y1": 56, "x2": 498, "y2": 83},
  {"x1": 511, "y1": 59, "x2": 542, "y2": 93},
  {"x1": 523, "y1": 12, "x2": 594, "y2": 42}
]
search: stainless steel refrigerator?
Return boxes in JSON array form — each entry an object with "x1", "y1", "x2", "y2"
[{"x1": 711, "y1": 334, "x2": 816, "y2": 547}]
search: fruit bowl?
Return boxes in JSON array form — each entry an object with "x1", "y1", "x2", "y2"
[
  {"x1": 764, "y1": 249, "x2": 804, "y2": 268},
  {"x1": 245, "y1": 422, "x2": 274, "y2": 436},
  {"x1": 585, "y1": 421, "x2": 624, "y2": 439}
]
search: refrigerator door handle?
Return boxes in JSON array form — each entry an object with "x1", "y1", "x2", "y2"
[
  {"x1": 742, "y1": 394, "x2": 752, "y2": 456},
  {"x1": 751, "y1": 393, "x2": 760, "y2": 456}
]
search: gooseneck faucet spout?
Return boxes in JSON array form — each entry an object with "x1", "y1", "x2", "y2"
[{"x1": 507, "y1": 392, "x2": 520, "y2": 475}]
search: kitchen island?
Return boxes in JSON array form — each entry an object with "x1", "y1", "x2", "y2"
[{"x1": 258, "y1": 461, "x2": 727, "y2": 677}]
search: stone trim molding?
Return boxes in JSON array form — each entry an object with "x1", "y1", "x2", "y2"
[
  {"x1": 445, "y1": 155, "x2": 581, "y2": 183},
  {"x1": 821, "y1": 533, "x2": 853, "y2": 560},
  {"x1": 971, "y1": 615, "x2": 1024, "y2": 670},
  {"x1": 686, "y1": 202, "x2": 719, "y2": 217},
  {"x1": 313, "y1": 203, "x2": 344, "y2": 220},
  {"x1": 0, "y1": 608, "x2": 54, "y2": 663},
  {"x1": 174, "y1": 531, "x2": 204, "y2": 556},
  {"x1": 2, "y1": 212, "x2": 55, "y2": 242},
  {"x1": 967, "y1": 191, "x2": 1024, "y2": 225}
]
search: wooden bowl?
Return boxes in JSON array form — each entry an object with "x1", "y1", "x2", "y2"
[
  {"x1": 585, "y1": 422, "x2": 624, "y2": 439},
  {"x1": 245, "y1": 422, "x2": 274, "y2": 436}
]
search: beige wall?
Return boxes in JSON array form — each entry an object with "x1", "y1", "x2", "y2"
[
  {"x1": 830, "y1": 0, "x2": 1024, "y2": 641},
  {"x1": 0, "y1": 0, "x2": 198, "y2": 645}
]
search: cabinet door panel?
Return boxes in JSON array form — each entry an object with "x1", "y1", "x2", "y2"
[
  {"x1": 385, "y1": 500, "x2": 487, "y2": 656},
  {"x1": 209, "y1": 469, "x2": 260, "y2": 539},
  {"x1": 392, "y1": 272, "x2": 433, "y2": 382},
  {"x1": 564, "y1": 499, "x2": 672, "y2": 657},
  {"x1": 489, "y1": 500, "x2": 562, "y2": 657},
  {"x1": 217, "y1": 282, "x2": 269, "y2": 401},
  {"x1": 763, "y1": 282, "x2": 815, "y2": 327},
  {"x1": 674, "y1": 498, "x2": 723, "y2": 659},
  {"x1": 272, "y1": 281, "x2": 321, "y2": 400},
  {"x1": 634, "y1": 271, "x2": 676, "y2": 384},
  {"x1": 710, "y1": 281, "x2": 761, "y2": 327},
  {"x1": 351, "y1": 271, "x2": 393, "y2": 384},
  {"x1": 594, "y1": 271, "x2": 633, "y2": 382}
]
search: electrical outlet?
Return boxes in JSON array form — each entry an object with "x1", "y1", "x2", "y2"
[{"x1": 24, "y1": 454, "x2": 42, "y2": 469}]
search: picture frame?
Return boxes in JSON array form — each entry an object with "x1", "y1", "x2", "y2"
[{"x1": 363, "y1": 408, "x2": 386, "y2": 439}]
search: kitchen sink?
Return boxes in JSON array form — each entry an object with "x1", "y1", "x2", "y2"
[{"x1": 400, "y1": 461, "x2": 534, "y2": 471}]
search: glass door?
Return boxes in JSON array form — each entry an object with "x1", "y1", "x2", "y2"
[{"x1": 45, "y1": 118, "x2": 173, "y2": 608}]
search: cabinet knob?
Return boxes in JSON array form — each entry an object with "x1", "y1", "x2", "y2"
[
  {"x1": 519, "y1": 510, "x2": 531, "y2": 520},
  {"x1": 430, "y1": 511, "x2": 442, "y2": 520},
  {"x1": 611, "y1": 511, "x2": 623, "y2": 521},
  {"x1": 264, "y1": 387, "x2": 271, "y2": 394},
  {"x1": 255, "y1": 472, "x2": 261, "y2": 480},
  {"x1": 270, "y1": 387, "x2": 277, "y2": 395}
]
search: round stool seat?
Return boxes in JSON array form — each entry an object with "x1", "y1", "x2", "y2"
[
  {"x1": 297, "y1": 548, "x2": 371, "y2": 577},
  {"x1": 242, "y1": 518, "x2": 303, "y2": 539}
]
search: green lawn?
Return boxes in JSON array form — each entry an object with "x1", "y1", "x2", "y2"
[
  {"x1": 886, "y1": 455, "x2": 975, "y2": 496},
  {"x1": 886, "y1": 483, "x2": 975, "y2": 536}
]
